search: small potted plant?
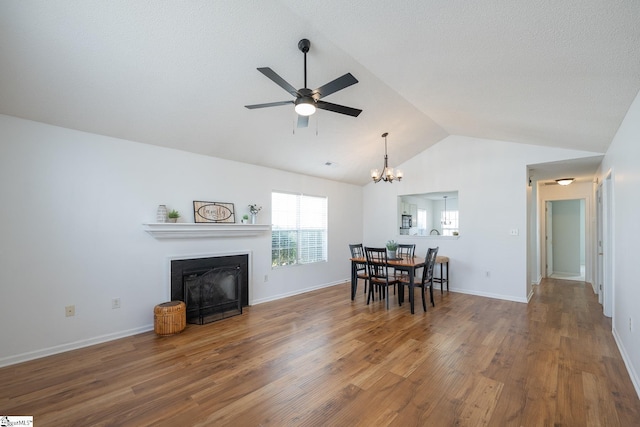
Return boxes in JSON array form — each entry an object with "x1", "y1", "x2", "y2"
[
  {"x1": 167, "y1": 209, "x2": 180, "y2": 223},
  {"x1": 386, "y1": 240, "x2": 398, "y2": 259},
  {"x1": 248, "y1": 204, "x2": 262, "y2": 224},
  {"x1": 241, "y1": 214, "x2": 249, "y2": 224}
]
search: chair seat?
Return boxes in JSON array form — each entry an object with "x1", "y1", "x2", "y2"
[
  {"x1": 436, "y1": 256, "x2": 449, "y2": 263},
  {"x1": 396, "y1": 275, "x2": 412, "y2": 283}
]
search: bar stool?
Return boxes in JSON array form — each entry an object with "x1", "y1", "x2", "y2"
[{"x1": 433, "y1": 256, "x2": 449, "y2": 292}]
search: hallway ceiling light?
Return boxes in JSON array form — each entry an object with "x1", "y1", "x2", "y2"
[{"x1": 555, "y1": 178, "x2": 575, "y2": 186}]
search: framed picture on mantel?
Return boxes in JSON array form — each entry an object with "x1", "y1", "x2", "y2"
[{"x1": 193, "y1": 201, "x2": 236, "y2": 223}]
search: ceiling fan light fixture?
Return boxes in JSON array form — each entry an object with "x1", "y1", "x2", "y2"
[
  {"x1": 556, "y1": 178, "x2": 574, "y2": 186},
  {"x1": 294, "y1": 97, "x2": 316, "y2": 116}
]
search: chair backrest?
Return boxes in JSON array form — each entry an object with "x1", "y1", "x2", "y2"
[
  {"x1": 349, "y1": 243, "x2": 364, "y2": 258},
  {"x1": 364, "y1": 247, "x2": 390, "y2": 280},
  {"x1": 397, "y1": 244, "x2": 416, "y2": 259},
  {"x1": 421, "y1": 247, "x2": 439, "y2": 284},
  {"x1": 349, "y1": 243, "x2": 367, "y2": 270}
]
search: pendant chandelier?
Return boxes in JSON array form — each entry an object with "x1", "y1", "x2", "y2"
[
  {"x1": 371, "y1": 132, "x2": 403, "y2": 183},
  {"x1": 441, "y1": 195, "x2": 451, "y2": 225}
]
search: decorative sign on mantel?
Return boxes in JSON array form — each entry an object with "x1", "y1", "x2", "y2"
[{"x1": 193, "y1": 201, "x2": 235, "y2": 223}]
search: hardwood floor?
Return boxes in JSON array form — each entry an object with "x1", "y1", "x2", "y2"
[{"x1": 2, "y1": 279, "x2": 639, "y2": 426}]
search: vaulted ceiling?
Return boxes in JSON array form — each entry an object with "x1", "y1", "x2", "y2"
[{"x1": 1, "y1": 1, "x2": 639, "y2": 185}]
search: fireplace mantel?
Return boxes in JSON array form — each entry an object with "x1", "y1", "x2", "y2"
[{"x1": 143, "y1": 223, "x2": 271, "y2": 239}]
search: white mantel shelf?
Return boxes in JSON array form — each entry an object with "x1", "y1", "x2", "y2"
[{"x1": 143, "y1": 223, "x2": 271, "y2": 239}]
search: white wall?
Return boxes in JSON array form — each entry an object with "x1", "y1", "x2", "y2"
[
  {"x1": 363, "y1": 134, "x2": 602, "y2": 303},
  {"x1": 597, "y1": 90, "x2": 640, "y2": 396},
  {"x1": 0, "y1": 114, "x2": 363, "y2": 366}
]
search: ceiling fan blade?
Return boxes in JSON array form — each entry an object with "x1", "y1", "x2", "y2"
[
  {"x1": 245, "y1": 100, "x2": 293, "y2": 109},
  {"x1": 316, "y1": 100, "x2": 362, "y2": 117},
  {"x1": 257, "y1": 67, "x2": 299, "y2": 97},
  {"x1": 312, "y1": 73, "x2": 358, "y2": 99},
  {"x1": 297, "y1": 115, "x2": 309, "y2": 128}
]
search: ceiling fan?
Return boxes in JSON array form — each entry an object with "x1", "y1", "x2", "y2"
[{"x1": 245, "y1": 38, "x2": 362, "y2": 128}]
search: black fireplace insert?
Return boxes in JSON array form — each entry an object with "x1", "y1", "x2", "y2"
[{"x1": 171, "y1": 254, "x2": 249, "y2": 324}]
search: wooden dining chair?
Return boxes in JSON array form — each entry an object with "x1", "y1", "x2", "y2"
[
  {"x1": 398, "y1": 246, "x2": 439, "y2": 312},
  {"x1": 394, "y1": 244, "x2": 416, "y2": 284},
  {"x1": 349, "y1": 243, "x2": 369, "y2": 295},
  {"x1": 364, "y1": 247, "x2": 399, "y2": 309},
  {"x1": 397, "y1": 244, "x2": 415, "y2": 259}
]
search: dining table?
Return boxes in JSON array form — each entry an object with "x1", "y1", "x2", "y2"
[{"x1": 350, "y1": 255, "x2": 426, "y2": 314}]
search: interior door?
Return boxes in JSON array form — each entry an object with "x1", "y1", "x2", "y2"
[
  {"x1": 596, "y1": 185, "x2": 604, "y2": 304},
  {"x1": 545, "y1": 201, "x2": 553, "y2": 277},
  {"x1": 602, "y1": 174, "x2": 613, "y2": 317}
]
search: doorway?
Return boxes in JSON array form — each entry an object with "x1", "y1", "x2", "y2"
[
  {"x1": 597, "y1": 173, "x2": 614, "y2": 317},
  {"x1": 545, "y1": 199, "x2": 586, "y2": 281}
]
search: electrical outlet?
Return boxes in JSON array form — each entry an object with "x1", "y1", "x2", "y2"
[
  {"x1": 65, "y1": 305, "x2": 75, "y2": 317},
  {"x1": 509, "y1": 228, "x2": 519, "y2": 236},
  {"x1": 264, "y1": 274, "x2": 269, "y2": 282},
  {"x1": 112, "y1": 298, "x2": 121, "y2": 309}
]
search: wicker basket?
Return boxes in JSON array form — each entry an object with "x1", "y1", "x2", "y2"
[{"x1": 154, "y1": 301, "x2": 186, "y2": 336}]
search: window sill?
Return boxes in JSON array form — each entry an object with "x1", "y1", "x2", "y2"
[{"x1": 399, "y1": 234, "x2": 460, "y2": 240}]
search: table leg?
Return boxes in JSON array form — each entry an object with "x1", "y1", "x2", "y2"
[
  {"x1": 445, "y1": 261, "x2": 449, "y2": 291},
  {"x1": 409, "y1": 268, "x2": 415, "y2": 314},
  {"x1": 351, "y1": 261, "x2": 357, "y2": 300}
]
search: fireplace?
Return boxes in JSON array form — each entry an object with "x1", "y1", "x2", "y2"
[{"x1": 171, "y1": 254, "x2": 249, "y2": 324}]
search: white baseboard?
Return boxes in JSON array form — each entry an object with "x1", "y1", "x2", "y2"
[
  {"x1": 612, "y1": 327, "x2": 640, "y2": 400},
  {"x1": 448, "y1": 287, "x2": 528, "y2": 304},
  {"x1": 527, "y1": 287, "x2": 535, "y2": 302},
  {"x1": 251, "y1": 280, "x2": 346, "y2": 305},
  {"x1": 531, "y1": 274, "x2": 542, "y2": 286},
  {"x1": 0, "y1": 325, "x2": 153, "y2": 368}
]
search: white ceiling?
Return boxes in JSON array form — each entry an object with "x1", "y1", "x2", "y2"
[{"x1": 1, "y1": 1, "x2": 639, "y2": 185}]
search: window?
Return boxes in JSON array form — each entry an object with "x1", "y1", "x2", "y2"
[
  {"x1": 441, "y1": 210, "x2": 459, "y2": 236},
  {"x1": 271, "y1": 192, "x2": 328, "y2": 267},
  {"x1": 417, "y1": 209, "x2": 427, "y2": 234}
]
